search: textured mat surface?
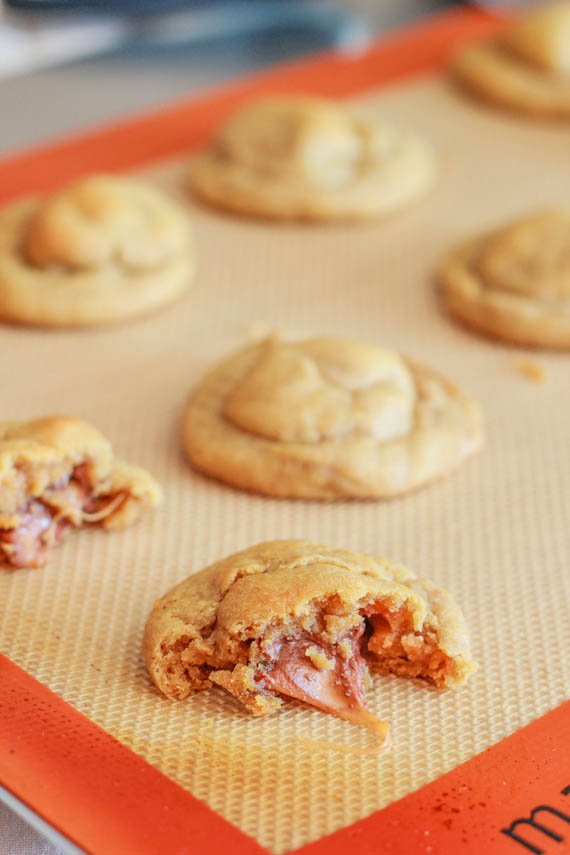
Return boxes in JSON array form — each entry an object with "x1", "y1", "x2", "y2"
[{"x1": 1, "y1": 76, "x2": 569, "y2": 854}]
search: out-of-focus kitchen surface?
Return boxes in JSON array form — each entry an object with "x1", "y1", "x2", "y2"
[
  {"x1": 0, "y1": 0, "x2": 453, "y2": 153},
  {"x1": 0, "y1": 1, "x2": 448, "y2": 851}
]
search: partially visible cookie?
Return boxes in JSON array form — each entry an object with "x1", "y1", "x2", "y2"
[
  {"x1": 0, "y1": 416, "x2": 162, "y2": 570},
  {"x1": 144, "y1": 540, "x2": 476, "y2": 738},
  {"x1": 182, "y1": 336, "x2": 483, "y2": 499},
  {"x1": 439, "y1": 209, "x2": 570, "y2": 348},
  {"x1": 452, "y1": 3, "x2": 570, "y2": 118},
  {"x1": 0, "y1": 174, "x2": 196, "y2": 327},
  {"x1": 189, "y1": 96, "x2": 436, "y2": 221}
]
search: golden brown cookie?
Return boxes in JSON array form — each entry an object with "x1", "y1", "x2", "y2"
[
  {"x1": 144, "y1": 540, "x2": 476, "y2": 738},
  {"x1": 0, "y1": 416, "x2": 162, "y2": 570},
  {"x1": 452, "y1": 3, "x2": 570, "y2": 118},
  {"x1": 189, "y1": 96, "x2": 436, "y2": 221},
  {"x1": 438, "y1": 209, "x2": 570, "y2": 348},
  {"x1": 0, "y1": 174, "x2": 196, "y2": 327},
  {"x1": 182, "y1": 336, "x2": 483, "y2": 499}
]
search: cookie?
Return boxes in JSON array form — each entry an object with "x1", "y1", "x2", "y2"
[
  {"x1": 439, "y1": 209, "x2": 570, "y2": 348},
  {"x1": 144, "y1": 540, "x2": 476, "y2": 737},
  {"x1": 0, "y1": 174, "x2": 196, "y2": 327},
  {"x1": 182, "y1": 336, "x2": 483, "y2": 499},
  {"x1": 189, "y1": 96, "x2": 436, "y2": 221},
  {"x1": 0, "y1": 416, "x2": 162, "y2": 570},
  {"x1": 452, "y1": 3, "x2": 570, "y2": 118}
]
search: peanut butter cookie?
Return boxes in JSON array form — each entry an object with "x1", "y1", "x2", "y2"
[
  {"x1": 0, "y1": 174, "x2": 196, "y2": 327},
  {"x1": 452, "y1": 3, "x2": 570, "y2": 118},
  {"x1": 0, "y1": 416, "x2": 162, "y2": 570},
  {"x1": 182, "y1": 336, "x2": 483, "y2": 498},
  {"x1": 189, "y1": 96, "x2": 436, "y2": 221},
  {"x1": 144, "y1": 540, "x2": 476, "y2": 738},
  {"x1": 439, "y1": 209, "x2": 570, "y2": 348}
]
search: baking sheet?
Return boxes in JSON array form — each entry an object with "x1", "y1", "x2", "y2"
[{"x1": 1, "y1": 74, "x2": 569, "y2": 854}]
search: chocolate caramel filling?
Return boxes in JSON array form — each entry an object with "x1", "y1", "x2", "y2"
[
  {"x1": 0, "y1": 501, "x2": 59, "y2": 569},
  {"x1": 260, "y1": 624, "x2": 388, "y2": 737},
  {"x1": 0, "y1": 464, "x2": 127, "y2": 569},
  {"x1": 243, "y1": 602, "x2": 452, "y2": 738}
]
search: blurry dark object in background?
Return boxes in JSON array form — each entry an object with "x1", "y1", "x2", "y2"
[
  {"x1": 0, "y1": 0, "x2": 370, "y2": 80},
  {"x1": 5, "y1": 0, "x2": 350, "y2": 12},
  {"x1": 6, "y1": 0, "x2": 257, "y2": 9}
]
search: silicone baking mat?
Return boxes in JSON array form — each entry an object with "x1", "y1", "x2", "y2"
[{"x1": 1, "y1": 9, "x2": 569, "y2": 855}]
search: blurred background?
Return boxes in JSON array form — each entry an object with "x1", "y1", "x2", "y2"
[{"x1": 0, "y1": 0, "x2": 462, "y2": 153}]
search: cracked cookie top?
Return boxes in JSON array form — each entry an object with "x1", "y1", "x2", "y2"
[
  {"x1": 0, "y1": 174, "x2": 196, "y2": 327},
  {"x1": 189, "y1": 96, "x2": 436, "y2": 221},
  {"x1": 452, "y1": 3, "x2": 570, "y2": 118},
  {"x1": 182, "y1": 336, "x2": 483, "y2": 499},
  {"x1": 439, "y1": 209, "x2": 570, "y2": 348}
]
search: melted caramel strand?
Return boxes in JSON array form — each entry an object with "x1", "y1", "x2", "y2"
[
  {"x1": 81, "y1": 491, "x2": 127, "y2": 523},
  {"x1": 258, "y1": 624, "x2": 389, "y2": 739},
  {"x1": 0, "y1": 466, "x2": 128, "y2": 569},
  {"x1": 51, "y1": 463, "x2": 128, "y2": 524}
]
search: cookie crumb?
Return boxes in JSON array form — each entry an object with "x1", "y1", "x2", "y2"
[
  {"x1": 246, "y1": 322, "x2": 272, "y2": 341},
  {"x1": 305, "y1": 645, "x2": 334, "y2": 670},
  {"x1": 515, "y1": 358, "x2": 546, "y2": 383}
]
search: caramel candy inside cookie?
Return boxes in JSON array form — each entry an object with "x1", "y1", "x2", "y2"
[
  {"x1": 439, "y1": 209, "x2": 570, "y2": 348},
  {"x1": 183, "y1": 336, "x2": 483, "y2": 499},
  {"x1": 189, "y1": 96, "x2": 436, "y2": 221},
  {"x1": 452, "y1": 3, "x2": 570, "y2": 118},
  {"x1": 144, "y1": 541, "x2": 476, "y2": 739},
  {"x1": 0, "y1": 416, "x2": 162, "y2": 570},
  {"x1": 0, "y1": 174, "x2": 195, "y2": 327}
]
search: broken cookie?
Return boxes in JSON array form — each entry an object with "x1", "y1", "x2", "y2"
[
  {"x1": 0, "y1": 416, "x2": 162, "y2": 570},
  {"x1": 144, "y1": 541, "x2": 476, "y2": 740}
]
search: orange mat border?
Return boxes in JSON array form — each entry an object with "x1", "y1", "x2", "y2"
[
  {"x1": 0, "y1": 7, "x2": 501, "y2": 204},
  {"x1": 3, "y1": 653, "x2": 569, "y2": 855},
  {"x1": 6, "y1": 8, "x2": 566, "y2": 855},
  {"x1": 0, "y1": 655, "x2": 265, "y2": 855}
]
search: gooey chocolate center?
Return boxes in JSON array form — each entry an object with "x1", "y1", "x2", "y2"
[
  {"x1": 0, "y1": 464, "x2": 127, "y2": 569},
  {"x1": 257, "y1": 619, "x2": 390, "y2": 738}
]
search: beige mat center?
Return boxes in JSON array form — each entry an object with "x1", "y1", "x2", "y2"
[{"x1": 1, "y1": 75, "x2": 569, "y2": 854}]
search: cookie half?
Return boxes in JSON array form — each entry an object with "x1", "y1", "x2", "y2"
[
  {"x1": 189, "y1": 96, "x2": 436, "y2": 221},
  {"x1": 144, "y1": 540, "x2": 476, "y2": 738},
  {"x1": 452, "y1": 3, "x2": 570, "y2": 118},
  {"x1": 182, "y1": 336, "x2": 483, "y2": 499},
  {"x1": 439, "y1": 209, "x2": 570, "y2": 348},
  {"x1": 0, "y1": 174, "x2": 196, "y2": 327},
  {"x1": 0, "y1": 416, "x2": 162, "y2": 570}
]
